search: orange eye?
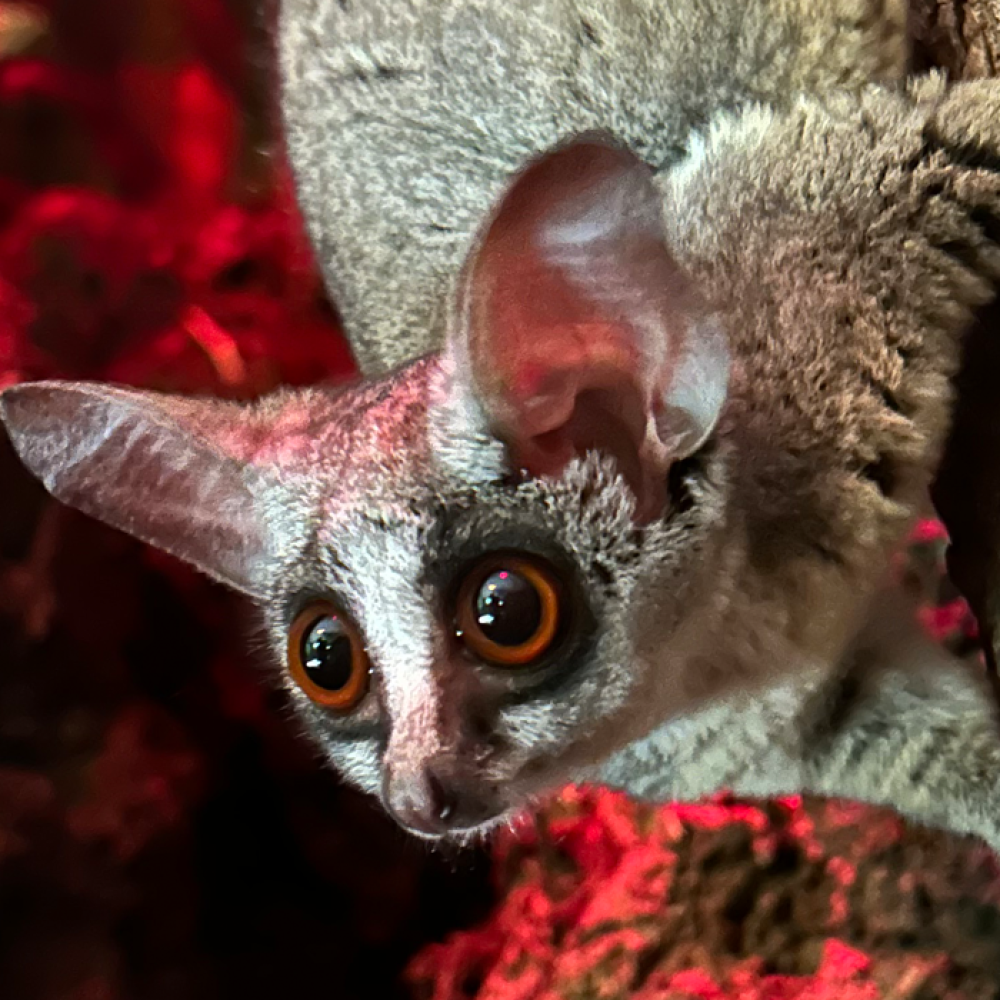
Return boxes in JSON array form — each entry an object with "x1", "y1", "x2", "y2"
[
  {"x1": 455, "y1": 555, "x2": 563, "y2": 667},
  {"x1": 287, "y1": 601, "x2": 370, "y2": 711}
]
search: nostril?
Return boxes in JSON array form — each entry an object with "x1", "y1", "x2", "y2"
[
  {"x1": 385, "y1": 762, "x2": 496, "y2": 835},
  {"x1": 425, "y1": 769, "x2": 458, "y2": 823}
]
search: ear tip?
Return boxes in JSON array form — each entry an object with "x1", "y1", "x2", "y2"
[
  {"x1": 2, "y1": 379, "x2": 102, "y2": 419},
  {"x1": 1, "y1": 382, "x2": 102, "y2": 472},
  {"x1": 0, "y1": 381, "x2": 40, "y2": 434},
  {"x1": 3, "y1": 379, "x2": 69, "y2": 402},
  {"x1": 1, "y1": 380, "x2": 63, "y2": 433},
  {"x1": 2, "y1": 383, "x2": 53, "y2": 469}
]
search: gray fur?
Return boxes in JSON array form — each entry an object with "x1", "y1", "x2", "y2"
[
  {"x1": 4, "y1": 1, "x2": 1000, "y2": 847},
  {"x1": 602, "y1": 589, "x2": 1000, "y2": 851},
  {"x1": 279, "y1": 0, "x2": 909, "y2": 374}
]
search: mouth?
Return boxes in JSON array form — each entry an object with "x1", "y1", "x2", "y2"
[
  {"x1": 380, "y1": 760, "x2": 563, "y2": 843},
  {"x1": 393, "y1": 805, "x2": 518, "y2": 844}
]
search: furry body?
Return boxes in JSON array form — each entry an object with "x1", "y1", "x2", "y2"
[{"x1": 5, "y1": 1, "x2": 1000, "y2": 847}]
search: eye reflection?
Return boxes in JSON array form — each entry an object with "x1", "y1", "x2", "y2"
[
  {"x1": 301, "y1": 615, "x2": 355, "y2": 691},
  {"x1": 287, "y1": 601, "x2": 370, "y2": 710},
  {"x1": 456, "y1": 555, "x2": 563, "y2": 667},
  {"x1": 474, "y1": 569, "x2": 544, "y2": 646}
]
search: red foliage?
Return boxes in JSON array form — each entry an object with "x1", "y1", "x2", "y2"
[
  {"x1": 0, "y1": 0, "x2": 352, "y2": 397},
  {"x1": 406, "y1": 789, "x2": 976, "y2": 1000}
]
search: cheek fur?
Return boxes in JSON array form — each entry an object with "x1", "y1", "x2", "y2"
[
  {"x1": 318, "y1": 735, "x2": 384, "y2": 796},
  {"x1": 497, "y1": 652, "x2": 637, "y2": 760}
]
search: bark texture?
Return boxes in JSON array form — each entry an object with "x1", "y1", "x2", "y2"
[{"x1": 911, "y1": 0, "x2": 1000, "y2": 77}]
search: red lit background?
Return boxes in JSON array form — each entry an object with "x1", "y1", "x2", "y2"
[{"x1": 1, "y1": 2, "x2": 1000, "y2": 998}]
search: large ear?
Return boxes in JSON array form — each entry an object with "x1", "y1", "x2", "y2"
[
  {"x1": 451, "y1": 136, "x2": 729, "y2": 520},
  {"x1": 0, "y1": 381, "x2": 276, "y2": 598}
]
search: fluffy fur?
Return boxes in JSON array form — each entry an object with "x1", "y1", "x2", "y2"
[
  {"x1": 279, "y1": 0, "x2": 910, "y2": 374},
  {"x1": 5, "y1": 1, "x2": 1000, "y2": 847}
]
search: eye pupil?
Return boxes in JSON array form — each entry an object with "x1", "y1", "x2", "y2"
[
  {"x1": 301, "y1": 616, "x2": 354, "y2": 691},
  {"x1": 475, "y1": 570, "x2": 543, "y2": 648}
]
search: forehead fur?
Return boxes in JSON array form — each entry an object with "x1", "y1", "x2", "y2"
[
  {"x1": 246, "y1": 357, "x2": 441, "y2": 499},
  {"x1": 235, "y1": 352, "x2": 508, "y2": 511}
]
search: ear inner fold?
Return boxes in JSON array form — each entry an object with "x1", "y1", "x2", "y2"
[{"x1": 455, "y1": 137, "x2": 729, "y2": 516}]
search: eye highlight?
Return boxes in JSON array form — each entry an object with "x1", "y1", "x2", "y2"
[
  {"x1": 455, "y1": 554, "x2": 563, "y2": 667},
  {"x1": 287, "y1": 601, "x2": 370, "y2": 710}
]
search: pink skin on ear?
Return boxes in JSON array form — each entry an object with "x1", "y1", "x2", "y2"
[{"x1": 455, "y1": 137, "x2": 728, "y2": 522}]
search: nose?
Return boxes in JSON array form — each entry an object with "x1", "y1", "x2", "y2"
[{"x1": 384, "y1": 763, "x2": 494, "y2": 837}]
